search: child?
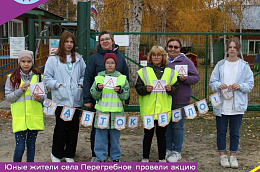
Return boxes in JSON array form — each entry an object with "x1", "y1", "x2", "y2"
[
  {"x1": 5, "y1": 50, "x2": 44, "y2": 162},
  {"x1": 90, "y1": 53, "x2": 130, "y2": 162},
  {"x1": 135, "y1": 45, "x2": 179, "y2": 162},
  {"x1": 209, "y1": 37, "x2": 254, "y2": 168},
  {"x1": 44, "y1": 31, "x2": 86, "y2": 162}
]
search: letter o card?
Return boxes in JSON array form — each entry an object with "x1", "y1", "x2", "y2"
[
  {"x1": 158, "y1": 112, "x2": 169, "y2": 127},
  {"x1": 196, "y1": 99, "x2": 209, "y2": 114},
  {"x1": 184, "y1": 104, "x2": 197, "y2": 119},
  {"x1": 80, "y1": 110, "x2": 94, "y2": 127},
  {"x1": 143, "y1": 115, "x2": 154, "y2": 130},
  {"x1": 171, "y1": 108, "x2": 182, "y2": 122},
  {"x1": 209, "y1": 92, "x2": 222, "y2": 107},
  {"x1": 127, "y1": 116, "x2": 139, "y2": 129},
  {"x1": 60, "y1": 105, "x2": 75, "y2": 121},
  {"x1": 96, "y1": 113, "x2": 110, "y2": 129},
  {"x1": 114, "y1": 115, "x2": 126, "y2": 130}
]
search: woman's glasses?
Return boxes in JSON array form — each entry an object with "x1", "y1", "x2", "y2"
[
  {"x1": 100, "y1": 37, "x2": 111, "y2": 42},
  {"x1": 151, "y1": 54, "x2": 162, "y2": 57},
  {"x1": 105, "y1": 62, "x2": 115, "y2": 65},
  {"x1": 168, "y1": 45, "x2": 180, "y2": 49}
]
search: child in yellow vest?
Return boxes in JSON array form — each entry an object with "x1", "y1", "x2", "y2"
[
  {"x1": 90, "y1": 53, "x2": 130, "y2": 162},
  {"x1": 5, "y1": 50, "x2": 44, "y2": 162}
]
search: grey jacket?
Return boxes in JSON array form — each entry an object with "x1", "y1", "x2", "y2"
[
  {"x1": 43, "y1": 53, "x2": 86, "y2": 107},
  {"x1": 5, "y1": 70, "x2": 45, "y2": 103},
  {"x1": 209, "y1": 59, "x2": 254, "y2": 116}
]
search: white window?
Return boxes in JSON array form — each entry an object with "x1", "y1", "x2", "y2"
[
  {"x1": 248, "y1": 40, "x2": 260, "y2": 55},
  {"x1": 8, "y1": 19, "x2": 23, "y2": 37}
]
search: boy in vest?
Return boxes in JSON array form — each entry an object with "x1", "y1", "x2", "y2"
[{"x1": 90, "y1": 53, "x2": 130, "y2": 162}]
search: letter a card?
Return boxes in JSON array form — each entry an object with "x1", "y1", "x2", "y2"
[
  {"x1": 114, "y1": 115, "x2": 126, "y2": 130},
  {"x1": 171, "y1": 108, "x2": 182, "y2": 122},
  {"x1": 196, "y1": 99, "x2": 209, "y2": 114},
  {"x1": 209, "y1": 92, "x2": 222, "y2": 107},
  {"x1": 80, "y1": 110, "x2": 95, "y2": 127},
  {"x1": 42, "y1": 99, "x2": 58, "y2": 116},
  {"x1": 60, "y1": 105, "x2": 75, "y2": 121},
  {"x1": 158, "y1": 112, "x2": 169, "y2": 127},
  {"x1": 127, "y1": 116, "x2": 139, "y2": 129},
  {"x1": 143, "y1": 115, "x2": 154, "y2": 130},
  {"x1": 184, "y1": 104, "x2": 197, "y2": 119},
  {"x1": 96, "y1": 113, "x2": 110, "y2": 129}
]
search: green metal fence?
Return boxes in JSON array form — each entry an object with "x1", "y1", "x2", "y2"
[{"x1": 89, "y1": 32, "x2": 260, "y2": 112}]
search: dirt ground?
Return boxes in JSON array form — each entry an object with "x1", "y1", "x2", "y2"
[{"x1": 0, "y1": 111, "x2": 259, "y2": 172}]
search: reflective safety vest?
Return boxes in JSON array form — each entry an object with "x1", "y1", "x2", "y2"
[
  {"x1": 9, "y1": 74, "x2": 44, "y2": 133},
  {"x1": 94, "y1": 74, "x2": 126, "y2": 112},
  {"x1": 137, "y1": 67, "x2": 178, "y2": 121}
]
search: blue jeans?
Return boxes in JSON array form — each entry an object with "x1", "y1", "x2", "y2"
[
  {"x1": 13, "y1": 130, "x2": 38, "y2": 162},
  {"x1": 94, "y1": 128, "x2": 120, "y2": 161},
  {"x1": 166, "y1": 104, "x2": 187, "y2": 153},
  {"x1": 216, "y1": 114, "x2": 243, "y2": 153}
]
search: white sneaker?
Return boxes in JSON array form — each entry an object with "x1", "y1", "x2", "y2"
[
  {"x1": 65, "y1": 157, "x2": 75, "y2": 162},
  {"x1": 167, "y1": 151, "x2": 182, "y2": 162},
  {"x1": 230, "y1": 156, "x2": 238, "y2": 168},
  {"x1": 220, "y1": 155, "x2": 230, "y2": 168},
  {"x1": 91, "y1": 157, "x2": 97, "y2": 162},
  {"x1": 141, "y1": 158, "x2": 149, "y2": 162},
  {"x1": 159, "y1": 159, "x2": 166, "y2": 162},
  {"x1": 51, "y1": 153, "x2": 61, "y2": 162},
  {"x1": 165, "y1": 150, "x2": 173, "y2": 159}
]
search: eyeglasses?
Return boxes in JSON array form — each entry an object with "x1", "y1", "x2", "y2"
[
  {"x1": 100, "y1": 37, "x2": 111, "y2": 42},
  {"x1": 105, "y1": 62, "x2": 115, "y2": 65},
  {"x1": 151, "y1": 54, "x2": 162, "y2": 57},
  {"x1": 168, "y1": 45, "x2": 180, "y2": 49}
]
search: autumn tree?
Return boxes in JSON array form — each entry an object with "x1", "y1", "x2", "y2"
[{"x1": 42, "y1": 0, "x2": 77, "y2": 21}]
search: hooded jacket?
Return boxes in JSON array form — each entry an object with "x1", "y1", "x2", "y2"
[
  {"x1": 209, "y1": 58, "x2": 254, "y2": 116},
  {"x1": 43, "y1": 53, "x2": 86, "y2": 107}
]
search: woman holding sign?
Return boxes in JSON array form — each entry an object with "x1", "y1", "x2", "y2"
[
  {"x1": 90, "y1": 53, "x2": 129, "y2": 162},
  {"x1": 5, "y1": 50, "x2": 45, "y2": 162},
  {"x1": 165, "y1": 38, "x2": 200, "y2": 162},
  {"x1": 209, "y1": 37, "x2": 254, "y2": 168},
  {"x1": 135, "y1": 45, "x2": 179, "y2": 162},
  {"x1": 44, "y1": 31, "x2": 86, "y2": 162}
]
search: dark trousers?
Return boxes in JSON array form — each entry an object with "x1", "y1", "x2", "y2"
[
  {"x1": 52, "y1": 106, "x2": 80, "y2": 159},
  {"x1": 142, "y1": 120, "x2": 166, "y2": 160}
]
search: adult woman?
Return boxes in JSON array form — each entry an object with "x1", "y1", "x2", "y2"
[
  {"x1": 135, "y1": 45, "x2": 179, "y2": 162},
  {"x1": 209, "y1": 37, "x2": 254, "y2": 168},
  {"x1": 44, "y1": 30, "x2": 86, "y2": 162},
  {"x1": 83, "y1": 31, "x2": 129, "y2": 162},
  {"x1": 165, "y1": 38, "x2": 200, "y2": 162}
]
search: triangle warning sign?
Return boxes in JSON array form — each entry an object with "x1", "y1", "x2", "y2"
[
  {"x1": 154, "y1": 81, "x2": 165, "y2": 91},
  {"x1": 178, "y1": 66, "x2": 187, "y2": 75},
  {"x1": 33, "y1": 84, "x2": 45, "y2": 95},
  {"x1": 104, "y1": 78, "x2": 115, "y2": 88}
]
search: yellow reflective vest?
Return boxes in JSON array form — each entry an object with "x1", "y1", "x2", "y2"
[
  {"x1": 9, "y1": 74, "x2": 44, "y2": 133},
  {"x1": 94, "y1": 74, "x2": 126, "y2": 112},
  {"x1": 137, "y1": 67, "x2": 178, "y2": 121}
]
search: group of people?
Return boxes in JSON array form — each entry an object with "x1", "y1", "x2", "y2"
[{"x1": 5, "y1": 29, "x2": 254, "y2": 169}]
